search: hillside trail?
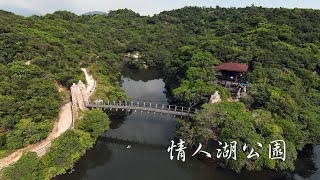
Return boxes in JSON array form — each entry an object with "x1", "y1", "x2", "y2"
[{"x1": 0, "y1": 68, "x2": 96, "y2": 169}]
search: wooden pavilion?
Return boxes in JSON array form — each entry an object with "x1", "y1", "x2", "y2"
[{"x1": 215, "y1": 62, "x2": 249, "y2": 87}]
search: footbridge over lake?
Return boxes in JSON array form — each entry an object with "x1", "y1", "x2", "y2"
[{"x1": 86, "y1": 100, "x2": 197, "y2": 117}]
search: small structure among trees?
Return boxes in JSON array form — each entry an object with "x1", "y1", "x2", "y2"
[
  {"x1": 124, "y1": 51, "x2": 142, "y2": 61},
  {"x1": 215, "y1": 62, "x2": 248, "y2": 86},
  {"x1": 215, "y1": 62, "x2": 249, "y2": 98}
]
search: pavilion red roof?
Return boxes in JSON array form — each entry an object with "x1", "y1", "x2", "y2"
[{"x1": 215, "y1": 62, "x2": 249, "y2": 72}]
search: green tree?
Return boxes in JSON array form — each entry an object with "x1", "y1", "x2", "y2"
[
  {"x1": 76, "y1": 109, "x2": 110, "y2": 138},
  {"x1": 3, "y1": 152, "x2": 41, "y2": 180}
]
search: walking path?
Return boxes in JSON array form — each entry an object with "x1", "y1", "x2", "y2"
[{"x1": 0, "y1": 68, "x2": 96, "y2": 169}]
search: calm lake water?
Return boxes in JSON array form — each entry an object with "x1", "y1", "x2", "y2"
[{"x1": 57, "y1": 68, "x2": 320, "y2": 180}]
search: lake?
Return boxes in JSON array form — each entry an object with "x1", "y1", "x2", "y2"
[{"x1": 57, "y1": 68, "x2": 320, "y2": 180}]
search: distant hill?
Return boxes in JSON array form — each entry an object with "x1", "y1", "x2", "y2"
[
  {"x1": 83, "y1": 11, "x2": 107, "y2": 15},
  {"x1": 0, "y1": 6, "x2": 41, "y2": 16}
]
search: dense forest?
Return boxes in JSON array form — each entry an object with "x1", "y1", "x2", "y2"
[
  {"x1": 0, "y1": 6, "x2": 319, "y2": 176},
  {"x1": 2, "y1": 109, "x2": 110, "y2": 179}
]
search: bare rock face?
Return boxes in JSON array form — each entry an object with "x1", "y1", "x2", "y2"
[{"x1": 209, "y1": 91, "x2": 221, "y2": 104}]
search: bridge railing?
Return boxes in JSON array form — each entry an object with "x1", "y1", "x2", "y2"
[{"x1": 87, "y1": 100, "x2": 198, "y2": 115}]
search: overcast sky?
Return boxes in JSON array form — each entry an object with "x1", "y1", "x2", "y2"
[{"x1": 0, "y1": 0, "x2": 319, "y2": 16}]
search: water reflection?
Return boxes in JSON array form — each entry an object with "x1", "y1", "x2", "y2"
[
  {"x1": 60, "y1": 140, "x2": 113, "y2": 179},
  {"x1": 103, "y1": 111, "x2": 176, "y2": 145},
  {"x1": 294, "y1": 145, "x2": 320, "y2": 180},
  {"x1": 121, "y1": 66, "x2": 162, "y2": 82}
]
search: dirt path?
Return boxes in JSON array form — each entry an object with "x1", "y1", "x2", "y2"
[
  {"x1": 0, "y1": 103, "x2": 72, "y2": 169},
  {"x1": 0, "y1": 68, "x2": 95, "y2": 169}
]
